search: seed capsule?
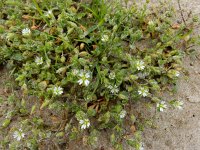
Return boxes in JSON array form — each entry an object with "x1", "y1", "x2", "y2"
[
  {"x1": 80, "y1": 43, "x2": 85, "y2": 50},
  {"x1": 60, "y1": 56, "x2": 66, "y2": 63}
]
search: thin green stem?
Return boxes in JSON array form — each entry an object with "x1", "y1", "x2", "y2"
[{"x1": 32, "y1": 0, "x2": 50, "y2": 27}]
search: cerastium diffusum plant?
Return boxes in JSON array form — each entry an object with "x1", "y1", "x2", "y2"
[{"x1": 0, "y1": 0, "x2": 199, "y2": 149}]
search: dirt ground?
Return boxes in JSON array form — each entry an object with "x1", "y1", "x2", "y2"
[{"x1": 142, "y1": 0, "x2": 200, "y2": 150}]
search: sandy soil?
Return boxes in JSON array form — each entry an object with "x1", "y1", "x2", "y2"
[{"x1": 142, "y1": 1, "x2": 200, "y2": 150}]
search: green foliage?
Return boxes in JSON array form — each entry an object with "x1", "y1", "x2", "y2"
[{"x1": 0, "y1": 0, "x2": 199, "y2": 149}]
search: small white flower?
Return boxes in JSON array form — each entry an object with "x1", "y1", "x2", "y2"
[
  {"x1": 22, "y1": 28, "x2": 31, "y2": 36},
  {"x1": 173, "y1": 100, "x2": 184, "y2": 110},
  {"x1": 119, "y1": 110, "x2": 126, "y2": 119},
  {"x1": 148, "y1": 20, "x2": 155, "y2": 26},
  {"x1": 176, "y1": 101, "x2": 183, "y2": 109},
  {"x1": 175, "y1": 71, "x2": 180, "y2": 77},
  {"x1": 45, "y1": 10, "x2": 53, "y2": 17},
  {"x1": 13, "y1": 129, "x2": 25, "y2": 141},
  {"x1": 53, "y1": 86, "x2": 63, "y2": 95},
  {"x1": 109, "y1": 72, "x2": 115, "y2": 79},
  {"x1": 72, "y1": 69, "x2": 79, "y2": 76},
  {"x1": 79, "y1": 119, "x2": 90, "y2": 129},
  {"x1": 136, "y1": 60, "x2": 145, "y2": 71},
  {"x1": 35, "y1": 57, "x2": 43, "y2": 65},
  {"x1": 139, "y1": 142, "x2": 145, "y2": 150},
  {"x1": 78, "y1": 79, "x2": 90, "y2": 86},
  {"x1": 77, "y1": 79, "x2": 83, "y2": 85},
  {"x1": 168, "y1": 70, "x2": 181, "y2": 79},
  {"x1": 176, "y1": 101, "x2": 184, "y2": 109},
  {"x1": 157, "y1": 101, "x2": 167, "y2": 112},
  {"x1": 101, "y1": 34, "x2": 109, "y2": 42},
  {"x1": 78, "y1": 70, "x2": 91, "y2": 86},
  {"x1": 84, "y1": 79, "x2": 90, "y2": 86},
  {"x1": 138, "y1": 87, "x2": 149, "y2": 97},
  {"x1": 108, "y1": 85, "x2": 119, "y2": 94}
]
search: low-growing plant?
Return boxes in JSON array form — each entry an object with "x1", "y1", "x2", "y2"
[{"x1": 0, "y1": 0, "x2": 199, "y2": 149}]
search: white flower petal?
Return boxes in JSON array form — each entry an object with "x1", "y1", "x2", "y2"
[
  {"x1": 140, "y1": 142, "x2": 145, "y2": 150},
  {"x1": 13, "y1": 130, "x2": 25, "y2": 141},
  {"x1": 138, "y1": 87, "x2": 149, "y2": 97},
  {"x1": 81, "y1": 124, "x2": 86, "y2": 129},
  {"x1": 13, "y1": 132, "x2": 18, "y2": 138},
  {"x1": 21, "y1": 133, "x2": 25, "y2": 138},
  {"x1": 119, "y1": 110, "x2": 126, "y2": 118},
  {"x1": 175, "y1": 71, "x2": 180, "y2": 77},
  {"x1": 77, "y1": 70, "x2": 91, "y2": 86},
  {"x1": 136, "y1": 61, "x2": 145, "y2": 71},
  {"x1": 79, "y1": 120, "x2": 84, "y2": 124},
  {"x1": 35, "y1": 57, "x2": 43, "y2": 65},
  {"x1": 87, "y1": 122, "x2": 90, "y2": 128},
  {"x1": 79, "y1": 71, "x2": 84, "y2": 77},
  {"x1": 78, "y1": 79, "x2": 83, "y2": 85},
  {"x1": 22, "y1": 28, "x2": 31, "y2": 36},
  {"x1": 17, "y1": 136, "x2": 21, "y2": 141},
  {"x1": 143, "y1": 93, "x2": 147, "y2": 97},
  {"x1": 72, "y1": 69, "x2": 79, "y2": 75},
  {"x1": 79, "y1": 119, "x2": 90, "y2": 129},
  {"x1": 177, "y1": 106, "x2": 183, "y2": 109},
  {"x1": 160, "y1": 107, "x2": 164, "y2": 112},
  {"x1": 101, "y1": 35, "x2": 109, "y2": 42},
  {"x1": 53, "y1": 86, "x2": 63, "y2": 95},
  {"x1": 161, "y1": 101, "x2": 165, "y2": 105},
  {"x1": 84, "y1": 80, "x2": 90, "y2": 86},
  {"x1": 157, "y1": 101, "x2": 167, "y2": 112},
  {"x1": 85, "y1": 73, "x2": 90, "y2": 78}
]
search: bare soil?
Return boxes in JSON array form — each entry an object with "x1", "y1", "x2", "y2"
[{"x1": 141, "y1": 0, "x2": 200, "y2": 150}]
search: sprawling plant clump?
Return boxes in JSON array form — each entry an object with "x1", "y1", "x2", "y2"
[{"x1": 0, "y1": 0, "x2": 198, "y2": 149}]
